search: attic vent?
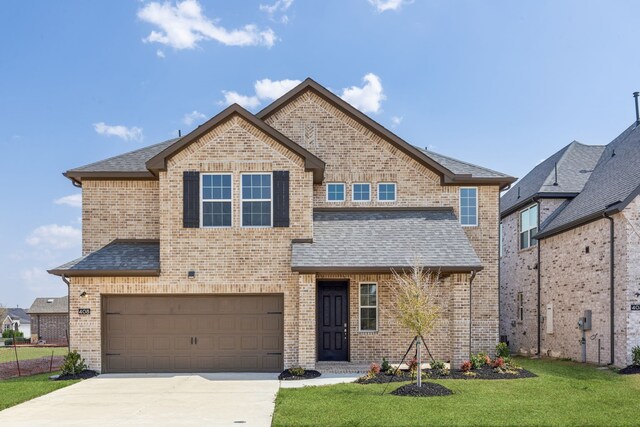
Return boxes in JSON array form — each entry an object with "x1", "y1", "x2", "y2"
[{"x1": 46, "y1": 299, "x2": 54, "y2": 303}]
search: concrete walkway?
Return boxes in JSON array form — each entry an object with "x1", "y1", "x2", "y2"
[{"x1": 0, "y1": 373, "x2": 280, "y2": 427}]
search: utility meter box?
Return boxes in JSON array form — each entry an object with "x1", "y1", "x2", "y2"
[{"x1": 578, "y1": 310, "x2": 592, "y2": 331}]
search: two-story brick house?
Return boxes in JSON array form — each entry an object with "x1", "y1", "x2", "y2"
[
  {"x1": 500, "y1": 122, "x2": 640, "y2": 367},
  {"x1": 50, "y1": 79, "x2": 514, "y2": 373}
]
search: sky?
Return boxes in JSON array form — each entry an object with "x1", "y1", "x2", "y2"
[{"x1": 2, "y1": 0, "x2": 640, "y2": 308}]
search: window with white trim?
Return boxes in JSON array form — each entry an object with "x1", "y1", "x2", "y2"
[
  {"x1": 360, "y1": 283, "x2": 378, "y2": 331},
  {"x1": 352, "y1": 183, "x2": 371, "y2": 202},
  {"x1": 326, "y1": 183, "x2": 345, "y2": 202},
  {"x1": 517, "y1": 292, "x2": 524, "y2": 321},
  {"x1": 519, "y1": 204, "x2": 538, "y2": 249},
  {"x1": 241, "y1": 173, "x2": 272, "y2": 227},
  {"x1": 459, "y1": 187, "x2": 478, "y2": 226},
  {"x1": 201, "y1": 173, "x2": 232, "y2": 227},
  {"x1": 377, "y1": 183, "x2": 396, "y2": 202}
]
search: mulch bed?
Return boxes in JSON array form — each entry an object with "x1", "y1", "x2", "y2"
[
  {"x1": 391, "y1": 383, "x2": 453, "y2": 397},
  {"x1": 618, "y1": 365, "x2": 640, "y2": 375},
  {"x1": 0, "y1": 356, "x2": 65, "y2": 380},
  {"x1": 56, "y1": 370, "x2": 99, "y2": 381},
  {"x1": 278, "y1": 369, "x2": 322, "y2": 381},
  {"x1": 357, "y1": 365, "x2": 536, "y2": 384}
]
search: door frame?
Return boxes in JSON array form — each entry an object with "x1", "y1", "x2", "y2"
[{"x1": 316, "y1": 279, "x2": 350, "y2": 362}]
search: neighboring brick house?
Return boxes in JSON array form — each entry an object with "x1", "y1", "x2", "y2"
[
  {"x1": 2, "y1": 308, "x2": 31, "y2": 338},
  {"x1": 500, "y1": 124, "x2": 640, "y2": 367},
  {"x1": 49, "y1": 78, "x2": 514, "y2": 373},
  {"x1": 29, "y1": 297, "x2": 69, "y2": 344}
]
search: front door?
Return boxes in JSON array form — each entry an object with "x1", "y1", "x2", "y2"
[{"x1": 317, "y1": 281, "x2": 349, "y2": 361}]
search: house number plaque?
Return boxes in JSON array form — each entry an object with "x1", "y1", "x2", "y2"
[
  {"x1": 631, "y1": 304, "x2": 640, "y2": 311},
  {"x1": 78, "y1": 308, "x2": 91, "y2": 315}
]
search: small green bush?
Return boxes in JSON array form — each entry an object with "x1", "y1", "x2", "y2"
[
  {"x1": 61, "y1": 351, "x2": 87, "y2": 376},
  {"x1": 431, "y1": 360, "x2": 445, "y2": 371},
  {"x1": 2, "y1": 330, "x2": 24, "y2": 338},
  {"x1": 3, "y1": 337, "x2": 29, "y2": 345},
  {"x1": 470, "y1": 354, "x2": 482, "y2": 370},
  {"x1": 632, "y1": 346, "x2": 640, "y2": 366},
  {"x1": 381, "y1": 357, "x2": 390, "y2": 372},
  {"x1": 288, "y1": 366, "x2": 305, "y2": 377},
  {"x1": 496, "y1": 342, "x2": 510, "y2": 358}
]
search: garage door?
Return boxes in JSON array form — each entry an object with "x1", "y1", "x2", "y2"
[{"x1": 102, "y1": 295, "x2": 283, "y2": 373}]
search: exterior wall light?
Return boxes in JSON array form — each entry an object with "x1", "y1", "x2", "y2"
[
  {"x1": 79, "y1": 291, "x2": 88, "y2": 298},
  {"x1": 188, "y1": 271, "x2": 196, "y2": 279}
]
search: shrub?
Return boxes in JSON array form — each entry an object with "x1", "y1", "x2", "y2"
[
  {"x1": 431, "y1": 360, "x2": 445, "y2": 371},
  {"x1": 492, "y1": 357, "x2": 505, "y2": 369},
  {"x1": 381, "y1": 357, "x2": 390, "y2": 372},
  {"x1": 460, "y1": 360, "x2": 472, "y2": 372},
  {"x1": 407, "y1": 356, "x2": 418, "y2": 373},
  {"x1": 369, "y1": 363, "x2": 381, "y2": 376},
  {"x1": 496, "y1": 342, "x2": 510, "y2": 358},
  {"x1": 3, "y1": 337, "x2": 29, "y2": 345},
  {"x1": 504, "y1": 357, "x2": 521, "y2": 370},
  {"x1": 2, "y1": 330, "x2": 24, "y2": 338},
  {"x1": 477, "y1": 352, "x2": 491, "y2": 366},
  {"x1": 632, "y1": 346, "x2": 640, "y2": 366},
  {"x1": 61, "y1": 351, "x2": 87, "y2": 376},
  {"x1": 288, "y1": 366, "x2": 305, "y2": 377},
  {"x1": 470, "y1": 354, "x2": 483, "y2": 370}
]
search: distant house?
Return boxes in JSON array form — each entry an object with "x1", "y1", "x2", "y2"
[
  {"x1": 2, "y1": 308, "x2": 31, "y2": 338},
  {"x1": 29, "y1": 296, "x2": 69, "y2": 345},
  {"x1": 500, "y1": 121, "x2": 640, "y2": 367}
]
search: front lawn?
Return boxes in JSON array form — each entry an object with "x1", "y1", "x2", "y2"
[
  {"x1": 0, "y1": 372, "x2": 78, "y2": 410},
  {"x1": 273, "y1": 358, "x2": 640, "y2": 426},
  {"x1": 0, "y1": 346, "x2": 68, "y2": 364}
]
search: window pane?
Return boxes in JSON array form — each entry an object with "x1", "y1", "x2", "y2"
[
  {"x1": 360, "y1": 308, "x2": 377, "y2": 331},
  {"x1": 202, "y1": 174, "x2": 231, "y2": 201},
  {"x1": 242, "y1": 174, "x2": 271, "y2": 200},
  {"x1": 202, "y1": 201, "x2": 231, "y2": 227},
  {"x1": 530, "y1": 205, "x2": 538, "y2": 228},
  {"x1": 242, "y1": 201, "x2": 271, "y2": 226},
  {"x1": 353, "y1": 184, "x2": 370, "y2": 201},
  {"x1": 460, "y1": 188, "x2": 477, "y2": 225},
  {"x1": 378, "y1": 183, "x2": 396, "y2": 201},
  {"x1": 520, "y1": 209, "x2": 529, "y2": 231},
  {"x1": 327, "y1": 184, "x2": 345, "y2": 201}
]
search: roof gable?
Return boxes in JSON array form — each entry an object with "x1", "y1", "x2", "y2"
[
  {"x1": 146, "y1": 104, "x2": 325, "y2": 183},
  {"x1": 258, "y1": 78, "x2": 516, "y2": 189}
]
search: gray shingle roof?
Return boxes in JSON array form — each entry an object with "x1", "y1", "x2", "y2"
[
  {"x1": 417, "y1": 148, "x2": 513, "y2": 179},
  {"x1": 28, "y1": 297, "x2": 68, "y2": 314},
  {"x1": 6, "y1": 308, "x2": 30, "y2": 323},
  {"x1": 539, "y1": 124, "x2": 640, "y2": 237},
  {"x1": 292, "y1": 209, "x2": 482, "y2": 272},
  {"x1": 49, "y1": 240, "x2": 160, "y2": 276},
  {"x1": 67, "y1": 139, "x2": 177, "y2": 173},
  {"x1": 500, "y1": 141, "x2": 605, "y2": 216}
]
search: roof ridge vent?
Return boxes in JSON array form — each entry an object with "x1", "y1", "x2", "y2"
[{"x1": 553, "y1": 162, "x2": 558, "y2": 186}]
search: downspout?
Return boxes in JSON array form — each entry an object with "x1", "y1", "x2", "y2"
[
  {"x1": 603, "y1": 213, "x2": 615, "y2": 365},
  {"x1": 469, "y1": 270, "x2": 477, "y2": 357},
  {"x1": 61, "y1": 275, "x2": 71, "y2": 352},
  {"x1": 532, "y1": 196, "x2": 541, "y2": 357}
]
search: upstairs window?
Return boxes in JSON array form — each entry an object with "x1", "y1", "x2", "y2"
[
  {"x1": 352, "y1": 183, "x2": 371, "y2": 202},
  {"x1": 360, "y1": 283, "x2": 378, "y2": 331},
  {"x1": 201, "y1": 174, "x2": 232, "y2": 227},
  {"x1": 241, "y1": 173, "x2": 272, "y2": 227},
  {"x1": 377, "y1": 183, "x2": 396, "y2": 202},
  {"x1": 460, "y1": 187, "x2": 478, "y2": 226},
  {"x1": 519, "y1": 204, "x2": 538, "y2": 249},
  {"x1": 326, "y1": 183, "x2": 345, "y2": 202}
]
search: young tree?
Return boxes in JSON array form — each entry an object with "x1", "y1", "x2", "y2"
[{"x1": 386, "y1": 263, "x2": 441, "y2": 387}]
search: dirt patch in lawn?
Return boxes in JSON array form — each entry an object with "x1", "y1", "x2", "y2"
[
  {"x1": 0, "y1": 356, "x2": 65, "y2": 380},
  {"x1": 391, "y1": 383, "x2": 453, "y2": 397},
  {"x1": 56, "y1": 370, "x2": 99, "y2": 381},
  {"x1": 278, "y1": 370, "x2": 322, "y2": 381},
  {"x1": 618, "y1": 365, "x2": 640, "y2": 375}
]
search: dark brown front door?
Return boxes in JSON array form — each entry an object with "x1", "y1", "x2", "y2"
[{"x1": 317, "y1": 281, "x2": 349, "y2": 361}]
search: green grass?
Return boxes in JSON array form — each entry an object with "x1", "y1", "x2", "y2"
[
  {"x1": 273, "y1": 358, "x2": 640, "y2": 426},
  {"x1": 0, "y1": 372, "x2": 78, "y2": 410},
  {"x1": 0, "y1": 346, "x2": 68, "y2": 364}
]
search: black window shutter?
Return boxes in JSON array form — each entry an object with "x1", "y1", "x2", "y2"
[
  {"x1": 183, "y1": 171, "x2": 200, "y2": 228},
  {"x1": 273, "y1": 171, "x2": 290, "y2": 227}
]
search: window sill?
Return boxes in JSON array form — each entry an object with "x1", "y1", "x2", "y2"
[{"x1": 518, "y1": 245, "x2": 538, "y2": 254}]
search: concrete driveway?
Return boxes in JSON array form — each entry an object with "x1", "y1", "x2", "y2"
[{"x1": 1, "y1": 373, "x2": 280, "y2": 427}]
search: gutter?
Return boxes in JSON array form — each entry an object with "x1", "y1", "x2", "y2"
[
  {"x1": 469, "y1": 270, "x2": 477, "y2": 357},
  {"x1": 61, "y1": 275, "x2": 71, "y2": 352},
  {"x1": 533, "y1": 196, "x2": 542, "y2": 357},
  {"x1": 604, "y1": 213, "x2": 615, "y2": 365}
]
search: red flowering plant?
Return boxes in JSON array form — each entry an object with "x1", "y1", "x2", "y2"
[
  {"x1": 460, "y1": 360, "x2": 472, "y2": 372},
  {"x1": 492, "y1": 357, "x2": 505, "y2": 369}
]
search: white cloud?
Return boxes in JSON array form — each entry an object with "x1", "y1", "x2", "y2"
[
  {"x1": 391, "y1": 116, "x2": 403, "y2": 127},
  {"x1": 221, "y1": 78, "x2": 301, "y2": 109},
  {"x1": 138, "y1": 0, "x2": 277, "y2": 50},
  {"x1": 260, "y1": 0, "x2": 294, "y2": 23},
  {"x1": 93, "y1": 122, "x2": 143, "y2": 142},
  {"x1": 368, "y1": 0, "x2": 412, "y2": 12},
  {"x1": 156, "y1": 49, "x2": 166, "y2": 58},
  {"x1": 54, "y1": 194, "x2": 82, "y2": 208},
  {"x1": 26, "y1": 225, "x2": 81, "y2": 250},
  {"x1": 340, "y1": 73, "x2": 386, "y2": 113},
  {"x1": 182, "y1": 110, "x2": 207, "y2": 126}
]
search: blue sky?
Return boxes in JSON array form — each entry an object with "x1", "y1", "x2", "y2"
[{"x1": 2, "y1": 0, "x2": 640, "y2": 308}]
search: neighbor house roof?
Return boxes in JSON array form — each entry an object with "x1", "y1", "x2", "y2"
[
  {"x1": 48, "y1": 240, "x2": 160, "y2": 277},
  {"x1": 28, "y1": 296, "x2": 68, "y2": 314},
  {"x1": 6, "y1": 308, "x2": 30, "y2": 323},
  {"x1": 537, "y1": 123, "x2": 640, "y2": 238},
  {"x1": 500, "y1": 141, "x2": 605, "y2": 217},
  {"x1": 291, "y1": 208, "x2": 483, "y2": 273}
]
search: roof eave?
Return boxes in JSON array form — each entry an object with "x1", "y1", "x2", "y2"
[
  {"x1": 500, "y1": 192, "x2": 580, "y2": 218},
  {"x1": 291, "y1": 265, "x2": 483, "y2": 274},
  {"x1": 47, "y1": 269, "x2": 160, "y2": 277},
  {"x1": 63, "y1": 171, "x2": 156, "y2": 185},
  {"x1": 445, "y1": 175, "x2": 517, "y2": 190}
]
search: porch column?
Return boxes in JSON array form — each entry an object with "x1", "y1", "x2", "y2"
[
  {"x1": 298, "y1": 273, "x2": 316, "y2": 369},
  {"x1": 450, "y1": 273, "x2": 471, "y2": 368}
]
